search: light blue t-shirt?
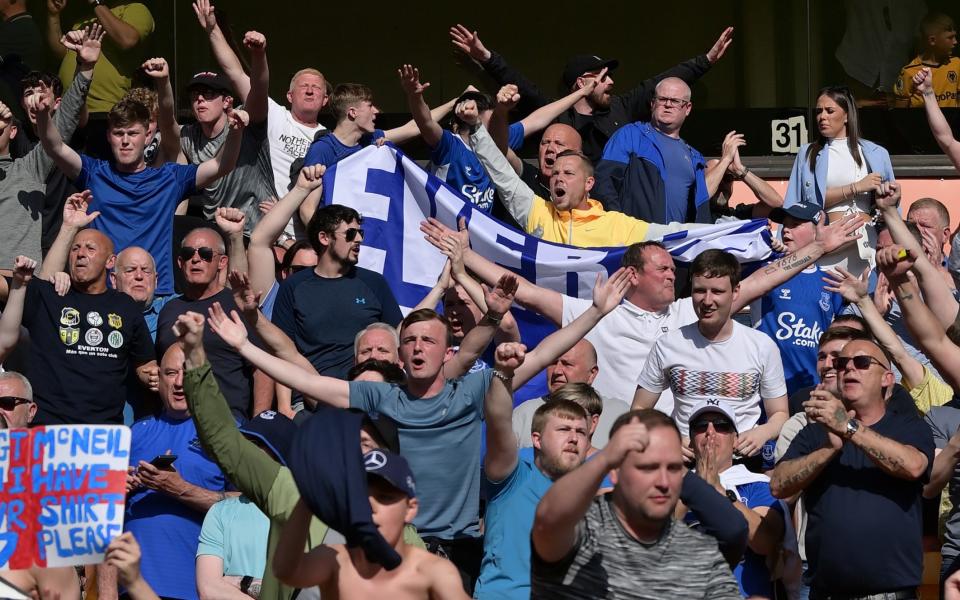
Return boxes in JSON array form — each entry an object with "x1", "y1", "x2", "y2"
[
  {"x1": 654, "y1": 130, "x2": 696, "y2": 223},
  {"x1": 77, "y1": 156, "x2": 198, "y2": 296},
  {"x1": 126, "y1": 415, "x2": 228, "y2": 600},
  {"x1": 752, "y1": 264, "x2": 844, "y2": 396},
  {"x1": 430, "y1": 123, "x2": 524, "y2": 213},
  {"x1": 302, "y1": 129, "x2": 385, "y2": 169},
  {"x1": 197, "y1": 496, "x2": 270, "y2": 577},
  {"x1": 476, "y1": 458, "x2": 553, "y2": 599},
  {"x1": 349, "y1": 369, "x2": 493, "y2": 539}
]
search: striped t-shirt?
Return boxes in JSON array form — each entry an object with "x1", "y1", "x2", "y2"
[{"x1": 531, "y1": 494, "x2": 740, "y2": 599}]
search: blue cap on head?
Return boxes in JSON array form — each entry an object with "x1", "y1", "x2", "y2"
[
  {"x1": 770, "y1": 202, "x2": 824, "y2": 225},
  {"x1": 238, "y1": 410, "x2": 297, "y2": 466},
  {"x1": 363, "y1": 449, "x2": 416, "y2": 498}
]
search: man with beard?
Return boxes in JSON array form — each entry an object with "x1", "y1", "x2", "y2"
[
  {"x1": 478, "y1": 359, "x2": 591, "y2": 600},
  {"x1": 272, "y1": 204, "x2": 402, "y2": 381},
  {"x1": 448, "y1": 24, "x2": 733, "y2": 162}
]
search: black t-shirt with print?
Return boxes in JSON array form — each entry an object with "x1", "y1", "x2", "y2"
[{"x1": 23, "y1": 279, "x2": 154, "y2": 425}]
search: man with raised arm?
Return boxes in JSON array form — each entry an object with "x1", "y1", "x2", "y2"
[
  {"x1": 193, "y1": 0, "x2": 326, "y2": 213},
  {"x1": 422, "y1": 213, "x2": 860, "y2": 410},
  {"x1": 399, "y1": 65, "x2": 598, "y2": 214},
  {"x1": 449, "y1": 24, "x2": 733, "y2": 162},
  {"x1": 0, "y1": 25, "x2": 101, "y2": 266},
  {"x1": 176, "y1": 7, "x2": 272, "y2": 231},
  {"x1": 530, "y1": 409, "x2": 740, "y2": 598},
  {"x1": 34, "y1": 60, "x2": 248, "y2": 297},
  {"x1": 208, "y1": 270, "x2": 628, "y2": 591},
  {"x1": 770, "y1": 335, "x2": 933, "y2": 598}
]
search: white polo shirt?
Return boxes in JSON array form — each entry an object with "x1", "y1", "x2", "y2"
[{"x1": 561, "y1": 296, "x2": 698, "y2": 414}]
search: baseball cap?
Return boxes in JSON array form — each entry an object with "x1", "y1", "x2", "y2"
[
  {"x1": 769, "y1": 202, "x2": 824, "y2": 225},
  {"x1": 562, "y1": 55, "x2": 619, "y2": 90},
  {"x1": 364, "y1": 449, "x2": 416, "y2": 498},
  {"x1": 238, "y1": 410, "x2": 297, "y2": 466},
  {"x1": 351, "y1": 409, "x2": 401, "y2": 455},
  {"x1": 688, "y1": 399, "x2": 738, "y2": 433},
  {"x1": 186, "y1": 71, "x2": 234, "y2": 97}
]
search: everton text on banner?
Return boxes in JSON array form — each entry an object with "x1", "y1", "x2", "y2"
[{"x1": 0, "y1": 425, "x2": 130, "y2": 569}]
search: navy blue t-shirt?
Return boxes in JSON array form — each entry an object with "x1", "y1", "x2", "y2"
[
  {"x1": 272, "y1": 267, "x2": 403, "y2": 379},
  {"x1": 430, "y1": 123, "x2": 524, "y2": 213},
  {"x1": 752, "y1": 265, "x2": 844, "y2": 396},
  {"x1": 654, "y1": 130, "x2": 695, "y2": 223},
  {"x1": 302, "y1": 129, "x2": 385, "y2": 169},
  {"x1": 780, "y1": 410, "x2": 934, "y2": 594}
]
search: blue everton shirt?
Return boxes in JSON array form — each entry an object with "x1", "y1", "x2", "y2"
[
  {"x1": 303, "y1": 129, "x2": 385, "y2": 169},
  {"x1": 126, "y1": 415, "x2": 229, "y2": 600},
  {"x1": 752, "y1": 264, "x2": 844, "y2": 396},
  {"x1": 430, "y1": 123, "x2": 524, "y2": 213}
]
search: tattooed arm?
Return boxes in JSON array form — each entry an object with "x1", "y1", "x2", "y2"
[
  {"x1": 770, "y1": 445, "x2": 839, "y2": 498},
  {"x1": 733, "y1": 213, "x2": 862, "y2": 312},
  {"x1": 847, "y1": 425, "x2": 929, "y2": 480}
]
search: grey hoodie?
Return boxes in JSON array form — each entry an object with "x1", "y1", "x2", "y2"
[{"x1": 0, "y1": 72, "x2": 90, "y2": 266}]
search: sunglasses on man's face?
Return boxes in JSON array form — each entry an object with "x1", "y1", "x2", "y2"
[
  {"x1": 335, "y1": 227, "x2": 364, "y2": 242},
  {"x1": 179, "y1": 246, "x2": 218, "y2": 262},
  {"x1": 835, "y1": 355, "x2": 888, "y2": 372},
  {"x1": 288, "y1": 265, "x2": 311, "y2": 274},
  {"x1": 0, "y1": 396, "x2": 31, "y2": 411},
  {"x1": 691, "y1": 419, "x2": 735, "y2": 434}
]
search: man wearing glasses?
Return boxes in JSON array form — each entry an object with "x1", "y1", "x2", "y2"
[
  {"x1": 685, "y1": 399, "x2": 786, "y2": 599},
  {"x1": 771, "y1": 338, "x2": 934, "y2": 600},
  {"x1": 156, "y1": 226, "x2": 265, "y2": 420},
  {"x1": 0, "y1": 372, "x2": 36, "y2": 428},
  {"x1": 594, "y1": 77, "x2": 739, "y2": 226},
  {"x1": 272, "y1": 204, "x2": 402, "y2": 384}
]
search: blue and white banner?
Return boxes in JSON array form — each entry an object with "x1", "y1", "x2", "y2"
[{"x1": 321, "y1": 144, "x2": 773, "y2": 314}]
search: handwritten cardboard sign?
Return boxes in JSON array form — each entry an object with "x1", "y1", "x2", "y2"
[{"x1": 0, "y1": 426, "x2": 129, "y2": 569}]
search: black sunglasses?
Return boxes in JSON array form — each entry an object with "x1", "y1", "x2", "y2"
[
  {"x1": 288, "y1": 265, "x2": 311, "y2": 274},
  {"x1": 179, "y1": 246, "x2": 218, "y2": 262},
  {"x1": 691, "y1": 419, "x2": 735, "y2": 434},
  {"x1": 835, "y1": 355, "x2": 888, "y2": 372},
  {"x1": 0, "y1": 396, "x2": 31, "y2": 411},
  {"x1": 335, "y1": 227, "x2": 364, "y2": 242}
]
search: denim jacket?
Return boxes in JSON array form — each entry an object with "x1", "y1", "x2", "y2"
[{"x1": 783, "y1": 139, "x2": 895, "y2": 208}]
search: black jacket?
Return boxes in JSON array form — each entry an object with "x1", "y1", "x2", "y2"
[{"x1": 481, "y1": 51, "x2": 713, "y2": 162}]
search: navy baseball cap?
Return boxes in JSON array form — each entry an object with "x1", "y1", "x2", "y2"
[
  {"x1": 769, "y1": 202, "x2": 824, "y2": 225},
  {"x1": 238, "y1": 410, "x2": 297, "y2": 466},
  {"x1": 186, "y1": 71, "x2": 234, "y2": 97},
  {"x1": 364, "y1": 449, "x2": 416, "y2": 498},
  {"x1": 351, "y1": 409, "x2": 401, "y2": 455},
  {"x1": 562, "y1": 55, "x2": 619, "y2": 89}
]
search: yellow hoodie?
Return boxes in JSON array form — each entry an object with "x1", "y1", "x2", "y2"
[{"x1": 526, "y1": 197, "x2": 651, "y2": 247}]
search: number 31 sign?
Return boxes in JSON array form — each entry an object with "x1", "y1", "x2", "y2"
[{"x1": 771, "y1": 116, "x2": 808, "y2": 154}]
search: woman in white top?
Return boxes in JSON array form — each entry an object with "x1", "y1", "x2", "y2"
[{"x1": 783, "y1": 86, "x2": 896, "y2": 274}]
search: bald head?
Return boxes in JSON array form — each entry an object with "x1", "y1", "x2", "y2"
[
  {"x1": 651, "y1": 78, "x2": 692, "y2": 136},
  {"x1": 112, "y1": 246, "x2": 158, "y2": 306},
  {"x1": 546, "y1": 338, "x2": 599, "y2": 393},
  {"x1": 69, "y1": 229, "x2": 116, "y2": 292},
  {"x1": 539, "y1": 123, "x2": 583, "y2": 179}
]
